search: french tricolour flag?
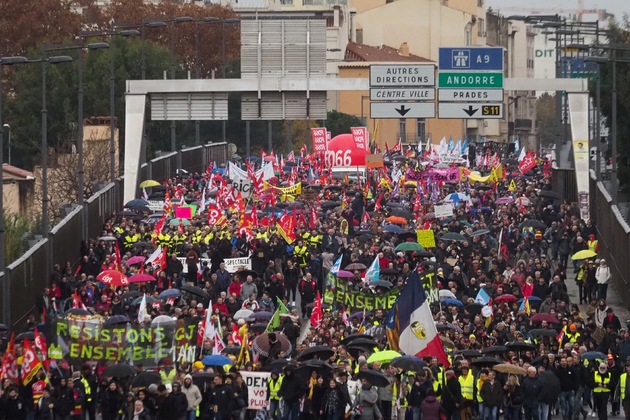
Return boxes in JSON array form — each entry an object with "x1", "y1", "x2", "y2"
[{"x1": 386, "y1": 269, "x2": 450, "y2": 367}]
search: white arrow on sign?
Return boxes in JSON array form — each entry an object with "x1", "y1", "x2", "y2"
[
  {"x1": 438, "y1": 102, "x2": 503, "y2": 119},
  {"x1": 370, "y1": 102, "x2": 435, "y2": 119}
]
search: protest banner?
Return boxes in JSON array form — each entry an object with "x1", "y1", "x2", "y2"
[
  {"x1": 241, "y1": 371, "x2": 271, "y2": 410},
  {"x1": 311, "y1": 128, "x2": 328, "y2": 154},
  {"x1": 434, "y1": 204, "x2": 453, "y2": 218},
  {"x1": 48, "y1": 318, "x2": 198, "y2": 367},
  {"x1": 323, "y1": 275, "x2": 399, "y2": 312},
  {"x1": 405, "y1": 168, "x2": 460, "y2": 183},
  {"x1": 223, "y1": 257, "x2": 253, "y2": 273},
  {"x1": 365, "y1": 154, "x2": 384, "y2": 169},
  {"x1": 147, "y1": 201, "x2": 165, "y2": 212},
  {"x1": 416, "y1": 230, "x2": 436, "y2": 248}
]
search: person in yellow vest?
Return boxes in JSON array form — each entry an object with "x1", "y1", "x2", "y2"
[
  {"x1": 618, "y1": 362, "x2": 630, "y2": 420},
  {"x1": 267, "y1": 369, "x2": 283, "y2": 420},
  {"x1": 459, "y1": 365, "x2": 474, "y2": 420},
  {"x1": 158, "y1": 358, "x2": 177, "y2": 384},
  {"x1": 293, "y1": 240, "x2": 308, "y2": 268},
  {"x1": 392, "y1": 374, "x2": 411, "y2": 420},
  {"x1": 592, "y1": 363, "x2": 612, "y2": 420},
  {"x1": 476, "y1": 369, "x2": 489, "y2": 418},
  {"x1": 80, "y1": 365, "x2": 97, "y2": 420},
  {"x1": 588, "y1": 234, "x2": 599, "y2": 254}
]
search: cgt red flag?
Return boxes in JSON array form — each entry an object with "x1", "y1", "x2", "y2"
[
  {"x1": 1, "y1": 333, "x2": 19, "y2": 383},
  {"x1": 310, "y1": 291, "x2": 323, "y2": 328},
  {"x1": 33, "y1": 329, "x2": 49, "y2": 370},
  {"x1": 21, "y1": 338, "x2": 43, "y2": 385}
]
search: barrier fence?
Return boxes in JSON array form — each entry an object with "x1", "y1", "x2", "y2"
[
  {"x1": 0, "y1": 142, "x2": 228, "y2": 327},
  {"x1": 589, "y1": 170, "x2": 630, "y2": 308}
]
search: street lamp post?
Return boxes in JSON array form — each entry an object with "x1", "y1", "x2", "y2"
[{"x1": 3, "y1": 124, "x2": 9, "y2": 165}]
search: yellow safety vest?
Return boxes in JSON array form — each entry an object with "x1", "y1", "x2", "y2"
[
  {"x1": 593, "y1": 372, "x2": 611, "y2": 393},
  {"x1": 433, "y1": 380, "x2": 441, "y2": 400},
  {"x1": 80, "y1": 378, "x2": 92, "y2": 402},
  {"x1": 588, "y1": 240, "x2": 598, "y2": 252},
  {"x1": 393, "y1": 382, "x2": 410, "y2": 407},
  {"x1": 459, "y1": 374, "x2": 474, "y2": 400},
  {"x1": 476, "y1": 378, "x2": 484, "y2": 402},
  {"x1": 621, "y1": 373, "x2": 629, "y2": 400},
  {"x1": 160, "y1": 369, "x2": 176, "y2": 383},
  {"x1": 269, "y1": 376, "x2": 283, "y2": 400}
]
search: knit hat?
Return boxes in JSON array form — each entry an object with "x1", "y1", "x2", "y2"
[
  {"x1": 147, "y1": 384, "x2": 158, "y2": 393},
  {"x1": 184, "y1": 374, "x2": 193, "y2": 381}
]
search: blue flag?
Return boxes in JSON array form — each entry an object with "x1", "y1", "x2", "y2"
[
  {"x1": 330, "y1": 255, "x2": 343, "y2": 276},
  {"x1": 364, "y1": 256, "x2": 380, "y2": 284},
  {"x1": 475, "y1": 289, "x2": 490, "y2": 305}
]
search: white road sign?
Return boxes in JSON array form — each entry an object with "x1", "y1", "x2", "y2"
[
  {"x1": 370, "y1": 102, "x2": 435, "y2": 119},
  {"x1": 369, "y1": 64, "x2": 436, "y2": 87},
  {"x1": 438, "y1": 102, "x2": 504, "y2": 119},
  {"x1": 438, "y1": 89, "x2": 504, "y2": 102},
  {"x1": 370, "y1": 88, "x2": 435, "y2": 101}
]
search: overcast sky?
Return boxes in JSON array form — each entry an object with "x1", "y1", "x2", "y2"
[{"x1": 486, "y1": 0, "x2": 628, "y2": 22}]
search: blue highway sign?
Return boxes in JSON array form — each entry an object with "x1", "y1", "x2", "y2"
[{"x1": 439, "y1": 47, "x2": 504, "y2": 71}]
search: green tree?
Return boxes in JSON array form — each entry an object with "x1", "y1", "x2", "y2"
[
  {"x1": 590, "y1": 20, "x2": 630, "y2": 186},
  {"x1": 324, "y1": 110, "x2": 364, "y2": 138},
  {"x1": 4, "y1": 213, "x2": 38, "y2": 265},
  {"x1": 536, "y1": 93, "x2": 556, "y2": 148}
]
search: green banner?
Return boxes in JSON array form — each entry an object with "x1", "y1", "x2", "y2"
[{"x1": 48, "y1": 318, "x2": 199, "y2": 367}]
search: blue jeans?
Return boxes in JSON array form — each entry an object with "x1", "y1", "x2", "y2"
[
  {"x1": 483, "y1": 405, "x2": 498, "y2": 420},
  {"x1": 524, "y1": 404, "x2": 540, "y2": 420},
  {"x1": 269, "y1": 400, "x2": 280, "y2": 420},
  {"x1": 413, "y1": 406, "x2": 421, "y2": 420},
  {"x1": 505, "y1": 406, "x2": 521, "y2": 420},
  {"x1": 560, "y1": 391, "x2": 575, "y2": 418},
  {"x1": 282, "y1": 401, "x2": 300, "y2": 420},
  {"x1": 478, "y1": 403, "x2": 485, "y2": 418},
  {"x1": 326, "y1": 411, "x2": 340, "y2": 420},
  {"x1": 187, "y1": 410, "x2": 196, "y2": 420},
  {"x1": 539, "y1": 402, "x2": 550, "y2": 420},
  {"x1": 598, "y1": 284, "x2": 608, "y2": 300}
]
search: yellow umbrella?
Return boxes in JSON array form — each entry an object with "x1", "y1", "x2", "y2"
[
  {"x1": 571, "y1": 250, "x2": 597, "y2": 260},
  {"x1": 367, "y1": 350, "x2": 401, "y2": 364},
  {"x1": 139, "y1": 180, "x2": 160, "y2": 188}
]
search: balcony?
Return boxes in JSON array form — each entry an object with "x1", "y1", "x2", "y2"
[{"x1": 396, "y1": 132, "x2": 425, "y2": 146}]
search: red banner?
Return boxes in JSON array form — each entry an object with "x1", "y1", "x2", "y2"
[
  {"x1": 311, "y1": 128, "x2": 328, "y2": 154},
  {"x1": 351, "y1": 127, "x2": 368, "y2": 151},
  {"x1": 519, "y1": 152, "x2": 537, "y2": 174},
  {"x1": 21, "y1": 338, "x2": 42, "y2": 385}
]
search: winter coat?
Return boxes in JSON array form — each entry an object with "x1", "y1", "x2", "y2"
[
  {"x1": 504, "y1": 385, "x2": 525, "y2": 407},
  {"x1": 357, "y1": 387, "x2": 380, "y2": 420},
  {"x1": 181, "y1": 383, "x2": 202, "y2": 410},
  {"x1": 99, "y1": 389, "x2": 124, "y2": 420},
  {"x1": 442, "y1": 377, "x2": 463, "y2": 412},
  {"x1": 420, "y1": 395, "x2": 442, "y2": 420},
  {"x1": 321, "y1": 387, "x2": 345, "y2": 415},
  {"x1": 240, "y1": 282, "x2": 258, "y2": 301},
  {"x1": 521, "y1": 376, "x2": 544, "y2": 407},
  {"x1": 278, "y1": 371, "x2": 306, "y2": 404},
  {"x1": 3, "y1": 396, "x2": 28, "y2": 420},
  {"x1": 480, "y1": 380, "x2": 504, "y2": 407}
]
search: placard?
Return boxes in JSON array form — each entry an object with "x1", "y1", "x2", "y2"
[
  {"x1": 311, "y1": 128, "x2": 328, "y2": 154},
  {"x1": 416, "y1": 230, "x2": 436, "y2": 248},
  {"x1": 223, "y1": 257, "x2": 252, "y2": 273},
  {"x1": 351, "y1": 127, "x2": 368, "y2": 151},
  {"x1": 434, "y1": 204, "x2": 453, "y2": 218},
  {"x1": 241, "y1": 371, "x2": 271, "y2": 410},
  {"x1": 365, "y1": 154, "x2": 384, "y2": 169},
  {"x1": 147, "y1": 201, "x2": 165, "y2": 212}
]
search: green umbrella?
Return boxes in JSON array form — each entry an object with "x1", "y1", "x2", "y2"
[
  {"x1": 131, "y1": 296, "x2": 158, "y2": 305},
  {"x1": 367, "y1": 350, "x2": 402, "y2": 364},
  {"x1": 169, "y1": 218, "x2": 191, "y2": 226},
  {"x1": 395, "y1": 242, "x2": 424, "y2": 252},
  {"x1": 459, "y1": 220, "x2": 473, "y2": 228}
]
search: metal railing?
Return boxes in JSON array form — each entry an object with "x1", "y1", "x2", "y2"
[
  {"x1": 0, "y1": 142, "x2": 228, "y2": 327},
  {"x1": 589, "y1": 169, "x2": 630, "y2": 309}
]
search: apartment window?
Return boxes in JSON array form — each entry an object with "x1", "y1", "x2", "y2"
[
  {"x1": 477, "y1": 18, "x2": 485, "y2": 37},
  {"x1": 281, "y1": 0, "x2": 293, "y2": 4},
  {"x1": 465, "y1": 27, "x2": 472, "y2": 46},
  {"x1": 416, "y1": 118, "x2": 426, "y2": 146},
  {"x1": 399, "y1": 119, "x2": 407, "y2": 143},
  {"x1": 477, "y1": 0, "x2": 483, "y2": 6}
]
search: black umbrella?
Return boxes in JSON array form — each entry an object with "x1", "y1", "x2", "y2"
[
  {"x1": 390, "y1": 209, "x2": 414, "y2": 220},
  {"x1": 131, "y1": 371, "x2": 161, "y2": 388},
  {"x1": 15, "y1": 331, "x2": 35, "y2": 341},
  {"x1": 476, "y1": 185, "x2": 493, "y2": 191},
  {"x1": 341, "y1": 335, "x2": 377, "y2": 346},
  {"x1": 104, "y1": 315, "x2": 131, "y2": 326},
  {"x1": 297, "y1": 346, "x2": 335, "y2": 361},
  {"x1": 305, "y1": 302, "x2": 330, "y2": 310},
  {"x1": 250, "y1": 323, "x2": 269, "y2": 334},
  {"x1": 320, "y1": 201, "x2": 340, "y2": 209},
  {"x1": 413, "y1": 251, "x2": 435, "y2": 258},
  {"x1": 390, "y1": 356, "x2": 427, "y2": 372},
  {"x1": 397, "y1": 232, "x2": 417, "y2": 242},
  {"x1": 519, "y1": 220, "x2": 547, "y2": 229},
  {"x1": 120, "y1": 291, "x2": 143, "y2": 301},
  {"x1": 441, "y1": 232, "x2": 467, "y2": 242},
  {"x1": 132, "y1": 242, "x2": 151, "y2": 248},
  {"x1": 529, "y1": 329, "x2": 558, "y2": 338},
  {"x1": 464, "y1": 303, "x2": 483, "y2": 317},
  {"x1": 456, "y1": 349, "x2": 482, "y2": 358},
  {"x1": 117, "y1": 210, "x2": 138, "y2": 217},
  {"x1": 356, "y1": 230, "x2": 376, "y2": 237},
  {"x1": 295, "y1": 359, "x2": 334, "y2": 380},
  {"x1": 358, "y1": 234, "x2": 375, "y2": 243},
  {"x1": 180, "y1": 285, "x2": 209, "y2": 300},
  {"x1": 381, "y1": 268, "x2": 400, "y2": 275},
  {"x1": 470, "y1": 357, "x2": 503, "y2": 367},
  {"x1": 233, "y1": 269, "x2": 259, "y2": 280},
  {"x1": 221, "y1": 346, "x2": 241, "y2": 356},
  {"x1": 505, "y1": 341, "x2": 537, "y2": 351},
  {"x1": 482, "y1": 346, "x2": 508, "y2": 355},
  {"x1": 262, "y1": 359, "x2": 296, "y2": 372},
  {"x1": 262, "y1": 206, "x2": 282, "y2": 213},
  {"x1": 306, "y1": 184, "x2": 323, "y2": 190},
  {"x1": 65, "y1": 308, "x2": 91, "y2": 316},
  {"x1": 538, "y1": 190, "x2": 561, "y2": 200},
  {"x1": 369, "y1": 280, "x2": 393, "y2": 289},
  {"x1": 326, "y1": 185, "x2": 343, "y2": 192},
  {"x1": 470, "y1": 229, "x2": 490, "y2": 237},
  {"x1": 355, "y1": 370, "x2": 391, "y2": 387},
  {"x1": 539, "y1": 370, "x2": 561, "y2": 403},
  {"x1": 192, "y1": 372, "x2": 215, "y2": 381},
  {"x1": 103, "y1": 364, "x2": 135, "y2": 378}
]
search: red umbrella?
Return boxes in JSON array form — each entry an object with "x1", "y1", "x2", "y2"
[
  {"x1": 126, "y1": 256, "x2": 146, "y2": 266},
  {"x1": 97, "y1": 270, "x2": 129, "y2": 287},
  {"x1": 494, "y1": 294, "x2": 517, "y2": 304},
  {"x1": 128, "y1": 273, "x2": 155, "y2": 283},
  {"x1": 530, "y1": 313, "x2": 560, "y2": 324}
]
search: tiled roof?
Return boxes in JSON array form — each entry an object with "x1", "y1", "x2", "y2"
[
  {"x1": 344, "y1": 42, "x2": 432, "y2": 63},
  {"x1": 3, "y1": 164, "x2": 34, "y2": 180}
]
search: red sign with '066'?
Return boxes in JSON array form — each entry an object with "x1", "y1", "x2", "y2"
[{"x1": 311, "y1": 128, "x2": 328, "y2": 153}]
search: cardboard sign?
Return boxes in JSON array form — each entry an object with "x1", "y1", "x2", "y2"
[
  {"x1": 146, "y1": 201, "x2": 165, "y2": 212},
  {"x1": 416, "y1": 229, "x2": 436, "y2": 248},
  {"x1": 365, "y1": 154, "x2": 384, "y2": 169},
  {"x1": 434, "y1": 204, "x2": 453, "y2": 219},
  {"x1": 223, "y1": 257, "x2": 252, "y2": 273},
  {"x1": 351, "y1": 127, "x2": 368, "y2": 151},
  {"x1": 311, "y1": 128, "x2": 328, "y2": 153},
  {"x1": 241, "y1": 371, "x2": 271, "y2": 410}
]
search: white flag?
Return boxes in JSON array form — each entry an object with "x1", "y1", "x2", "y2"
[
  {"x1": 204, "y1": 300, "x2": 215, "y2": 340},
  {"x1": 200, "y1": 188, "x2": 207, "y2": 214},
  {"x1": 212, "y1": 332, "x2": 225, "y2": 355},
  {"x1": 138, "y1": 295, "x2": 148, "y2": 323},
  {"x1": 142, "y1": 187, "x2": 149, "y2": 201}
]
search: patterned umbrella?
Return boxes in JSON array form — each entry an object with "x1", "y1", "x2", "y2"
[{"x1": 253, "y1": 333, "x2": 292, "y2": 357}]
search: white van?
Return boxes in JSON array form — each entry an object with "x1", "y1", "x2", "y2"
[{"x1": 330, "y1": 166, "x2": 367, "y2": 184}]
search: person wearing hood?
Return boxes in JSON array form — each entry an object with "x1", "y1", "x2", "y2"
[
  {"x1": 267, "y1": 370, "x2": 283, "y2": 420},
  {"x1": 208, "y1": 374, "x2": 232, "y2": 420},
  {"x1": 99, "y1": 380, "x2": 123, "y2": 420},
  {"x1": 120, "y1": 393, "x2": 137, "y2": 420},
  {"x1": 170, "y1": 382, "x2": 189, "y2": 420},
  {"x1": 130, "y1": 400, "x2": 152, "y2": 420},
  {"x1": 53, "y1": 377, "x2": 75, "y2": 420},
  {"x1": 181, "y1": 374, "x2": 202, "y2": 420},
  {"x1": 420, "y1": 388, "x2": 442, "y2": 420},
  {"x1": 591, "y1": 363, "x2": 612, "y2": 420},
  {"x1": 357, "y1": 378, "x2": 381, "y2": 420},
  {"x1": 278, "y1": 365, "x2": 306, "y2": 420}
]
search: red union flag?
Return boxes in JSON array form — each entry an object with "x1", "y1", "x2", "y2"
[
  {"x1": 1, "y1": 333, "x2": 19, "y2": 383},
  {"x1": 21, "y1": 338, "x2": 42, "y2": 385},
  {"x1": 311, "y1": 128, "x2": 328, "y2": 154},
  {"x1": 519, "y1": 152, "x2": 537, "y2": 174},
  {"x1": 351, "y1": 127, "x2": 368, "y2": 151}
]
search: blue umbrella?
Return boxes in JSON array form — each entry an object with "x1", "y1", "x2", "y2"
[
  {"x1": 581, "y1": 351, "x2": 607, "y2": 361},
  {"x1": 383, "y1": 224, "x2": 404, "y2": 234},
  {"x1": 202, "y1": 355, "x2": 234, "y2": 366},
  {"x1": 248, "y1": 311, "x2": 273, "y2": 321},
  {"x1": 518, "y1": 296, "x2": 542, "y2": 303},
  {"x1": 124, "y1": 199, "x2": 149, "y2": 209},
  {"x1": 159, "y1": 289, "x2": 182, "y2": 299},
  {"x1": 247, "y1": 156, "x2": 260, "y2": 162},
  {"x1": 441, "y1": 298, "x2": 463, "y2": 307}
]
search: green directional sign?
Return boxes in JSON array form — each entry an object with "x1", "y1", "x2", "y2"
[{"x1": 438, "y1": 72, "x2": 504, "y2": 89}]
